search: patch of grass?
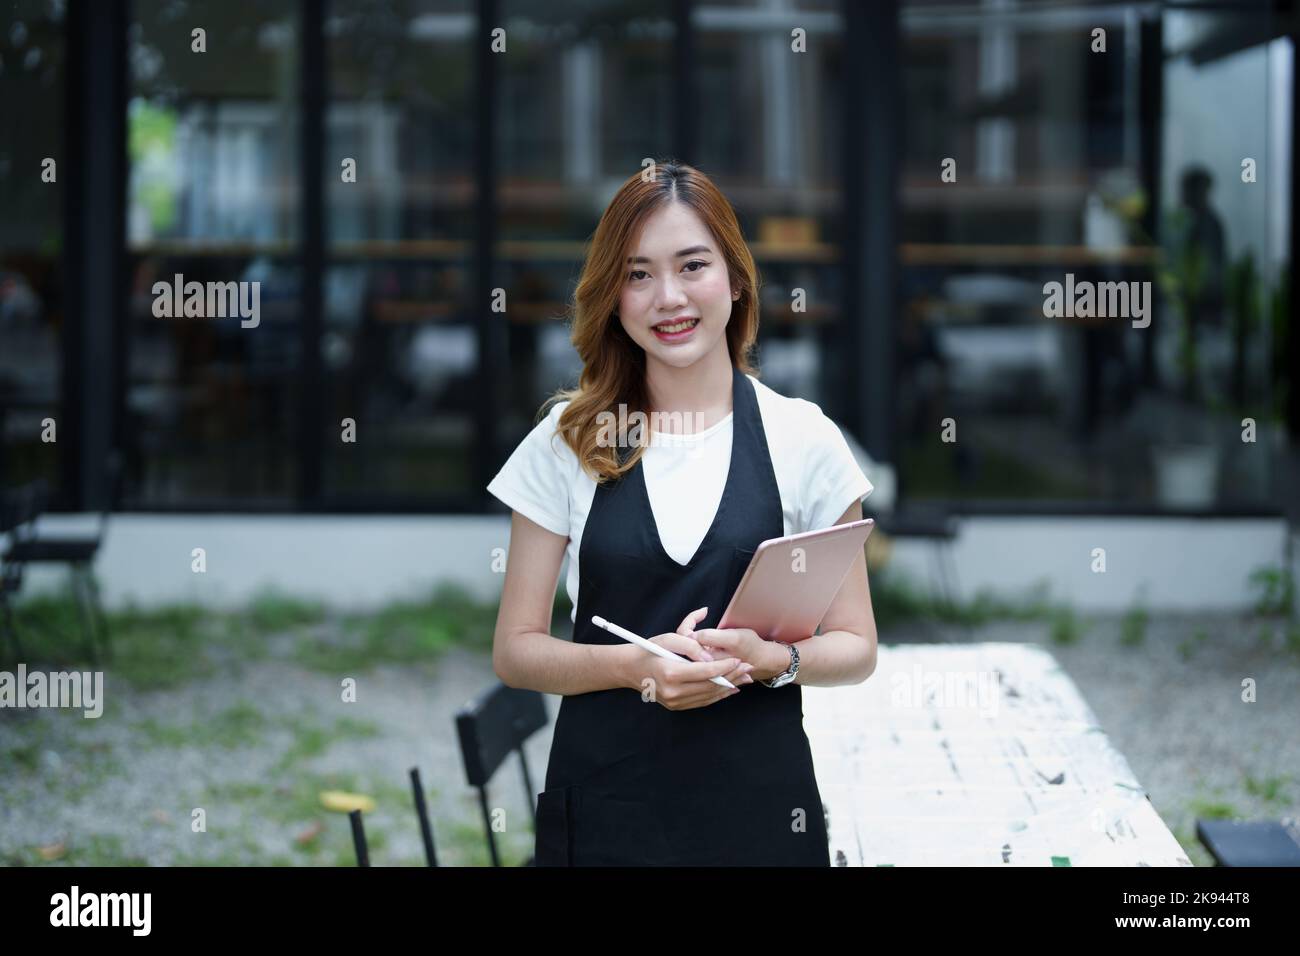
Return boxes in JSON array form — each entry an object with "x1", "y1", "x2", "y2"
[
  {"x1": 271, "y1": 713, "x2": 382, "y2": 774},
  {"x1": 436, "y1": 812, "x2": 533, "y2": 867},
  {"x1": 1286, "y1": 621, "x2": 1300, "y2": 655},
  {"x1": 204, "y1": 780, "x2": 270, "y2": 802},
  {"x1": 1251, "y1": 621, "x2": 1300, "y2": 655},
  {"x1": 106, "y1": 600, "x2": 215, "y2": 689},
  {"x1": 1188, "y1": 798, "x2": 1239, "y2": 820},
  {"x1": 23, "y1": 832, "x2": 151, "y2": 866},
  {"x1": 1177, "y1": 626, "x2": 1210, "y2": 661},
  {"x1": 1243, "y1": 773, "x2": 1290, "y2": 803},
  {"x1": 5, "y1": 713, "x2": 122, "y2": 802},
  {"x1": 242, "y1": 588, "x2": 328, "y2": 635},
  {"x1": 440, "y1": 817, "x2": 496, "y2": 866},
  {"x1": 5, "y1": 581, "x2": 503, "y2": 688},
  {"x1": 1247, "y1": 564, "x2": 1295, "y2": 617},
  {"x1": 2, "y1": 589, "x2": 88, "y2": 668},
  {"x1": 132, "y1": 702, "x2": 379, "y2": 778},
  {"x1": 1048, "y1": 605, "x2": 1085, "y2": 645},
  {"x1": 870, "y1": 571, "x2": 1062, "y2": 628},
  {"x1": 173, "y1": 830, "x2": 279, "y2": 867},
  {"x1": 253, "y1": 771, "x2": 418, "y2": 865},
  {"x1": 300, "y1": 583, "x2": 496, "y2": 673},
  {"x1": 134, "y1": 701, "x2": 268, "y2": 750},
  {"x1": 3, "y1": 742, "x2": 41, "y2": 772},
  {"x1": 1119, "y1": 592, "x2": 1149, "y2": 647}
]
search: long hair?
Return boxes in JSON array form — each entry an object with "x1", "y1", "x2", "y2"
[{"x1": 543, "y1": 160, "x2": 761, "y2": 483}]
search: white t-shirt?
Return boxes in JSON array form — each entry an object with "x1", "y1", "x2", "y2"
[{"x1": 486, "y1": 373, "x2": 874, "y2": 623}]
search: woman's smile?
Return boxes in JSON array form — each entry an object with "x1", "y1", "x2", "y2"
[{"x1": 651, "y1": 315, "x2": 700, "y2": 343}]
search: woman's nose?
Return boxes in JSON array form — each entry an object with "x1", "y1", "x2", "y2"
[{"x1": 654, "y1": 275, "x2": 688, "y2": 310}]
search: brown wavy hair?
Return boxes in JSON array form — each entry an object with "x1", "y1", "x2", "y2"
[{"x1": 542, "y1": 160, "x2": 761, "y2": 483}]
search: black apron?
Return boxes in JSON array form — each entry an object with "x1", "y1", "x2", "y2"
[{"x1": 534, "y1": 364, "x2": 830, "y2": 866}]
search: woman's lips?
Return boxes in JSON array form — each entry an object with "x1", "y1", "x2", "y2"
[{"x1": 651, "y1": 316, "x2": 699, "y2": 343}]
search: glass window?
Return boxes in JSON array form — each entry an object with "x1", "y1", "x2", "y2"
[
  {"x1": 696, "y1": 0, "x2": 847, "y2": 414},
  {"x1": 494, "y1": 0, "x2": 675, "y2": 447},
  {"x1": 322, "y1": 0, "x2": 477, "y2": 502},
  {"x1": 125, "y1": 0, "x2": 301, "y2": 505},
  {"x1": 0, "y1": 0, "x2": 65, "y2": 500},
  {"x1": 895, "y1": 0, "x2": 1287, "y2": 512}
]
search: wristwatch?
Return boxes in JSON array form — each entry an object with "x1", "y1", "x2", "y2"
[{"x1": 762, "y1": 642, "x2": 800, "y2": 688}]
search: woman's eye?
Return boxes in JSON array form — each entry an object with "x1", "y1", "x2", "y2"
[{"x1": 628, "y1": 261, "x2": 707, "y2": 281}]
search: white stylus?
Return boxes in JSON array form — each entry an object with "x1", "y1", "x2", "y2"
[{"x1": 591, "y1": 615, "x2": 737, "y2": 689}]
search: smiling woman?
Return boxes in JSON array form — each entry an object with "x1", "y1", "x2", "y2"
[{"x1": 487, "y1": 159, "x2": 877, "y2": 867}]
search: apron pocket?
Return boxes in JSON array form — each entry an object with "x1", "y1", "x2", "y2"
[
  {"x1": 571, "y1": 789, "x2": 674, "y2": 866},
  {"x1": 534, "y1": 785, "x2": 576, "y2": 866}
]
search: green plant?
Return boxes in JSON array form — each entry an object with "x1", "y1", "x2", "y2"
[
  {"x1": 243, "y1": 588, "x2": 328, "y2": 635},
  {"x1": 1158, "y1": 205, "x2": 1212, "y2": 405},
  {"x1": 1188, "y1": 798, "x2": 1238, "y2": 820},
  {"x1": 1247, "y1": 564, "x2": 1295, "y2": 617},
  {"x1": 867, "y1": 570, "x2": 1065, "y2": 628},
  {"x1": 1119, "y1": 588, "x2": 1149, "y2": 647},
  {"x1": 1177, "y1": 626, "x2": 1209, "y2": 661},
  {"x1": 1243, "y1": 773, "x2": 1289, "y2": 803},
  {"x1": 1048, "y1": 605, "x2": 1084, "y2": 645},
  {"x1": 1285, "y1": 621, "x2": 1300, "y2": 656},
  {"x1": 1226, "y1": 251, "x2": 1260, "y2": 412}
]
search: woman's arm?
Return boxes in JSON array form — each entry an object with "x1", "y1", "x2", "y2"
[
  {"x1": 741, "y1": 499, "x2": 878, "y2": 687},
  {"x1": 493, "y1": 510, "x2": 640, "y2": 695}
]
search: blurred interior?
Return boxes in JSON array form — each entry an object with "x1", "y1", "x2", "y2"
[{"x1": 1, "y1": 0, "x2": 1294, "y2": 517}]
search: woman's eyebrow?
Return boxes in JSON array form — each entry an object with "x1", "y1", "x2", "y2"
[{"x1": 626, "y1": 245, "x2": 713, "y2": 264}]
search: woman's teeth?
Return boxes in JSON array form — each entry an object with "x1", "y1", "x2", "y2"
[{"x1": 654, "y1": 318, "x2": 699, "y2": 334}]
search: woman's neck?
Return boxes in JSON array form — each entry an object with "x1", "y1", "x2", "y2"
[{"x1": 643, "y1": 342, "x2": 734, "y2": 433}]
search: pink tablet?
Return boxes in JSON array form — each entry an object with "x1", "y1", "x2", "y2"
[{"x1": 717, "y1": 518, "x2": 874, "y2": 643}]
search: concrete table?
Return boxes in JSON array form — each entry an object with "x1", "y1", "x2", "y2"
[{"x1": 803, "y1": 642, "x2": 1192, "y2": 866}]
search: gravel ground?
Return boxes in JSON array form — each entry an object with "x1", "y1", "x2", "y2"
[{"x1": 2, "y1": 612, "x2": 1296, "y2": 866}]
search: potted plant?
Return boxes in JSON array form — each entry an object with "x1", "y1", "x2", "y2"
[{"x1": 1150, "y1": 220, "x2": 1221, "y2": 508}]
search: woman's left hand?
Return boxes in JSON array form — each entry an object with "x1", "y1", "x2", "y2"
[{"x1": 690, "y1": 626, "x2": 785, "y2": 682}]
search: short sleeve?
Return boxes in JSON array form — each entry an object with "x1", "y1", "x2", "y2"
[
  {"x1": 486, "y1": 402, "x2": 574, "y2": 537},
  {"x1": 798, "y1": 403, "x2": 874, "y2": 532}
]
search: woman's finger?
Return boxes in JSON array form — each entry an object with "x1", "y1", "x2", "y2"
[
  {"x1": 723, "y1": 662, "x2": 755, "y2": 686},
  {"x1": 679, "y1": 678, "x2": 741, "y2": 710},
  {"x1": 676, "y1": 606, "x2": 709, "y2": 636},
  {"x1": 652, "y1": 632, "x2": 713, "y2": 663}
]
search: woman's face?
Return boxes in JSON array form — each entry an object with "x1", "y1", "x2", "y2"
[{"x1": 617, "y1": 201, "x2": 737, "y2": 370}]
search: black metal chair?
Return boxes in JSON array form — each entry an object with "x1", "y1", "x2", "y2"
[
  {"x1": 1, "y1": 480, "x2": 52, "y2": 661},
  {"x1": 348, "y1": 809, "x2": 371, "y2": 867},
  {"x1": 455, "y1": 682, "x2": 548, "y2": 866},
  {"x1": 346, "y1": 768, "x2": 442, "y2": 867},
  {"x1": 0, "y1": 452, "x2": 121, "y2": 663},
  {"x1": 1197, "y1": 818, "x2": 1300, "y2": 866},
  {"x1": 408, "y1": 766, "x2": 440, "y2": 866},
  {"x1": 0, "y1": 541, "x2": 25, "y2": 662}
]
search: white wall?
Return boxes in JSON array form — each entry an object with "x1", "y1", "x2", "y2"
[{"x1": 12, "y1": 513, "x2": 1294, "y2": 615}]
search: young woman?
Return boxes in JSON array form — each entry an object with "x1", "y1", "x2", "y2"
[{"x1": 488, "y1": 160, "x2": 878, "y2": 866}]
